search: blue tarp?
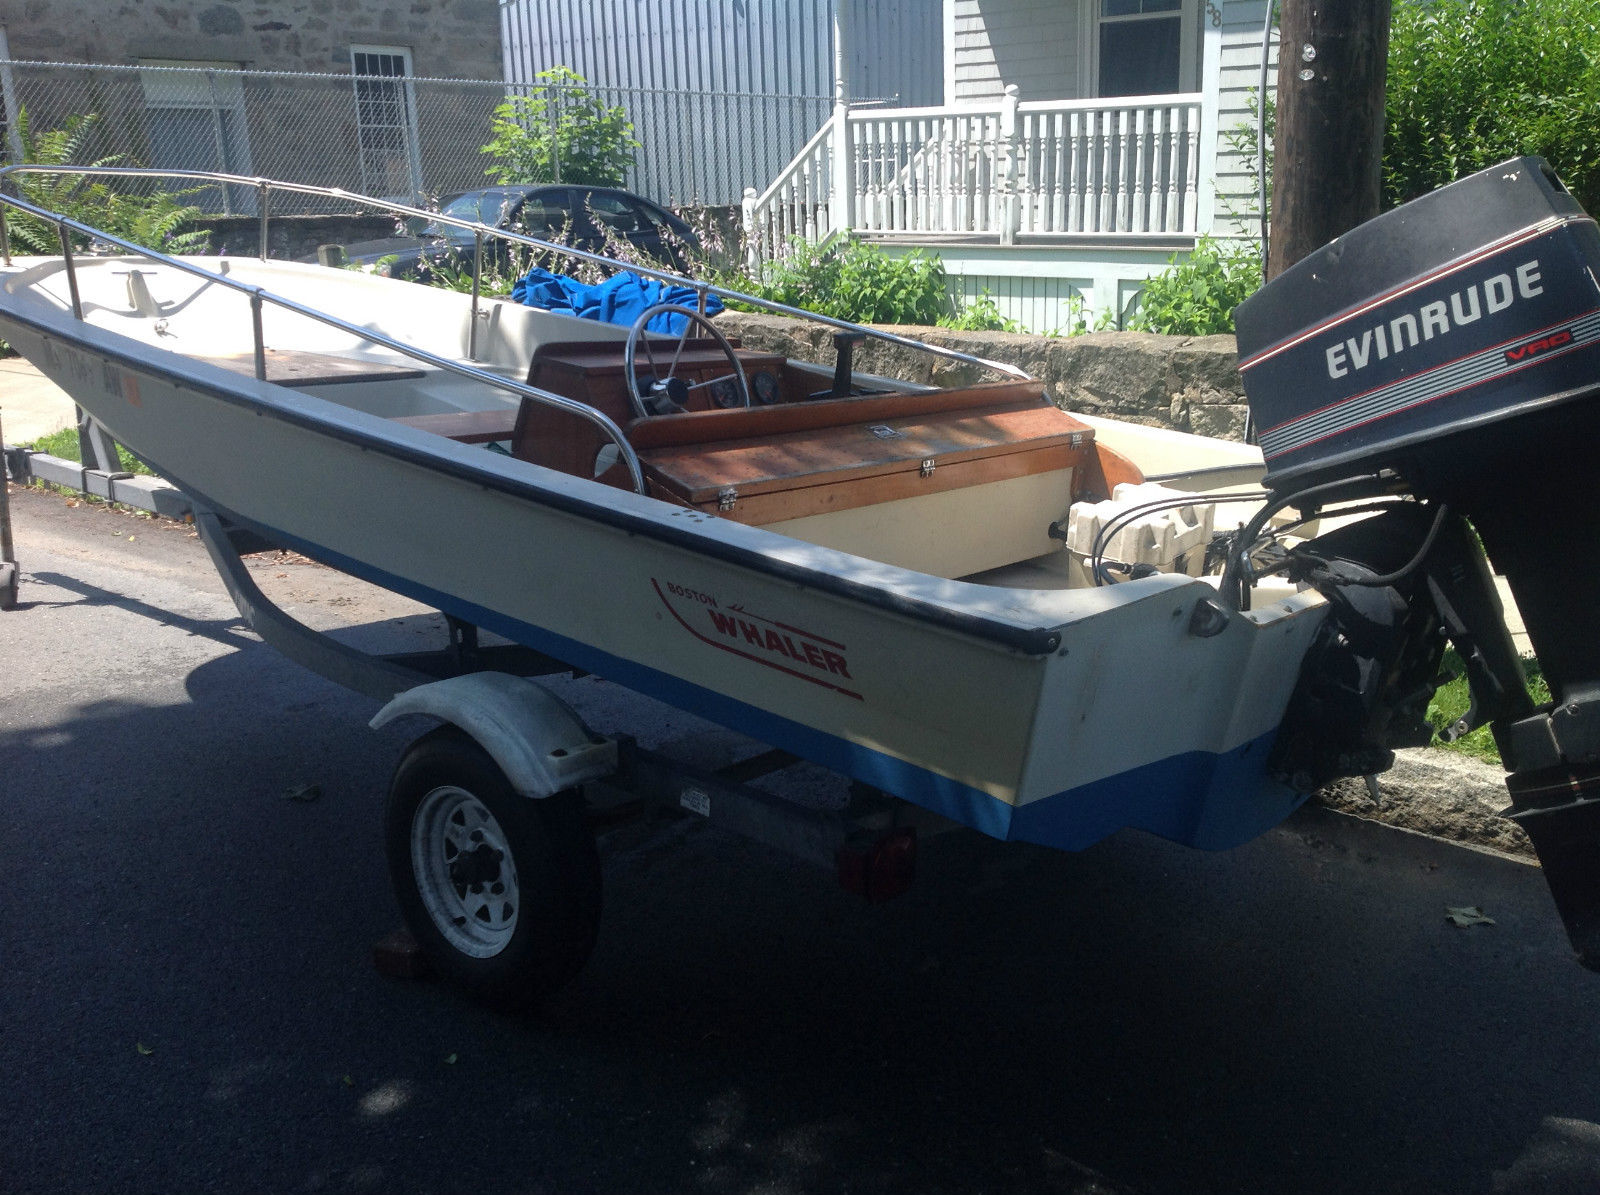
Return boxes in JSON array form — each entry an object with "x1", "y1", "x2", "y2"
[{"x1": 510, "y1": 267, "x2": 723, "y2": 334}]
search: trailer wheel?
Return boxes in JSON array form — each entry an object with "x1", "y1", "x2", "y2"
[{"x1": 384, "y1": 726, "x2": 601, "y2": 1009}]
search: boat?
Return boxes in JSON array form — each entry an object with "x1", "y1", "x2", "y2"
[{"x1": 4, "y1": 160, "x2": 1598, "y2": 1006}]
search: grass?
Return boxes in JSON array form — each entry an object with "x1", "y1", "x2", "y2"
[
  {"x1": 25, "y1": 426, "x2": 156, "y2": 476},
  {"x1": 1426, "y1": 648, "x2": 1549, "y2": 765}
]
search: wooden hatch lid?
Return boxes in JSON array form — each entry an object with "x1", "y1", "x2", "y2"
[{"x1": 628, "y1": 381, "x2": 1097, "y2": 519}]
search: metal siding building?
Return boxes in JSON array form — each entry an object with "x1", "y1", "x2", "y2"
[{"x1": 498, "y1": 0, "x2": 941, "y2": 204}]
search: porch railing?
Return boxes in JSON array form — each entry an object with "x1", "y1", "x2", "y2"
[
  {"x1": 741, "y1": 118, "x2": 835, "y2": 266},
  {"x1": 743, "y1": 88, "x2": 1203, "y2": 263}
]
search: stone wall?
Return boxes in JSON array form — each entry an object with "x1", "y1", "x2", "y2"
[
  {"x1": 714, "y1": 312, "x2": 1249, "y2": 440},
  {"x1": 189, "y1": 215, "x2": 399, "y2": 261},
  {"x1": 3, "y1": 4, "x2": 504, "y2": 209},
  {"x1": 5, "y1": 1, "x2": 501, "y2": 79}
]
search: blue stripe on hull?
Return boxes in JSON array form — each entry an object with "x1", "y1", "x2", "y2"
[
  {"x1": 1009, "y1": 732, "x2": 1307, "y2": 852},
  {"x1": 188, "y1": 485, "x2": 1298, "y2": 854}
]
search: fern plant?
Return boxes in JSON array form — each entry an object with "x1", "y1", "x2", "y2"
[
  {"x1": 108, "y1": 191, "x2": 212, "y2": 255},
  {"x1": 4, "y1": 107, "x2": 209, "y2": 256},
  {"x1": 2, "y1": 108, "x2": 116, "y2": 254}
]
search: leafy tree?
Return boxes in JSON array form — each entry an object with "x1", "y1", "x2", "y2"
[
  {"x1": 480, "y1": 67, "x2": 639, "y2": 187},
  {"x1": 1385, "y1": 0, "x2": 1600, "y2": 212}
]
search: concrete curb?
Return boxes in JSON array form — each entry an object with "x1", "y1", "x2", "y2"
[
  {"x1": 1318, "y1": 748, "x2": 1531, "y2": 859},
  {"x1": 3, "y1": 446, "x2": 192, "y2": 521}
]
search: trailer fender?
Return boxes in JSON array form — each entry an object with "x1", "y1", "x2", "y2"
[{"x1": 370, "y1": 673, "x2": 617, "y2": 799}]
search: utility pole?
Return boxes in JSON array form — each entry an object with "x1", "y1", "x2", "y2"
[{"x1": 1266, "y1": 0, "x2": 1391, "y2": 279}]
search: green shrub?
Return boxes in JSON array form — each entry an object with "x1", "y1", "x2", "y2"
[
  {"x1": 3, "y1": 108, "x2": 208, "y2": 256},
  {"x1": 1126, "y1": 238, "x2": 1262, "y2": 336},
  {"x1": 1047, "y1": 292, "x2": 1118, "y2": 337},
  {"x1": 938, "y1": 290, "x2": 1022, "y2": 333},
  {"x1": 481, "y1": 67, "x2": 639, "y2": 187},
  {"x1": 724, "y1": 236, "x2": 953, "y2": 326},
  {"x1": 1229, "y1": 3, "x2": 1600, "y2": 227},
  {"x1": 1385, "y1": 0, "x2": 1600, "y2": 213}
]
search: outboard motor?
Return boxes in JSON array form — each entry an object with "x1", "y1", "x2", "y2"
[{"x1": 1235, "y1": 157, "x2": 1600, "y2": 968}]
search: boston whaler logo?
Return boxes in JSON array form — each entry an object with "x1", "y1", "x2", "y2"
[{"x1": 652, "y1": 578, "x2": 862, "y2": 700}]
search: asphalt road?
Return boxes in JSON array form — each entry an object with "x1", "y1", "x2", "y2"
[{"x1": 3, "y1": 482, "x2": 1599, "y2": 1195}]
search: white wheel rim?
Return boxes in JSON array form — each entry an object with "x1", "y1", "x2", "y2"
[{"x1": 411, "y1": 786, "x2": 520, "y2": 959}]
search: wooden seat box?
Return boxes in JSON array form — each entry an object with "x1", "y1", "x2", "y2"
[{"x1": 629, "y1": 383, "x2": 1099, "y2": 577}]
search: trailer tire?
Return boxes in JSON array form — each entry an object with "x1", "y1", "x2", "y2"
[{"x1": 384, "y1": 725, "x2": 601, "y2": 1009}]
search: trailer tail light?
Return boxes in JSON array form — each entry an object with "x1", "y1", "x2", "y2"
[{"x1": 837, "y1": 827, "x2": 917, "y2": 902}]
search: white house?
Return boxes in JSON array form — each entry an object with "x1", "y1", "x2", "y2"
[
  {"x1": 500, "y1": 0, "x2": 1276, "y2": 332},
  {"x1": 498, "y1": 0, "x2": 944, "y2": 210},
  {"x1": 742, "y1": 0, "x2": 1277, "y2": 330}
]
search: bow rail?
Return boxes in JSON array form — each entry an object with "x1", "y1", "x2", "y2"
[
  {"x1": 0, "y1": 167, "x2": 1034, "y2": 495},
  {"x1": 0, "y1": 166, "x2": 1031, "y2": 371}
]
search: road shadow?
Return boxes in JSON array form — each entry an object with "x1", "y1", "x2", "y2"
[{"x1": 3, "y1": 632, "x2": 1599, "y2": 1195}]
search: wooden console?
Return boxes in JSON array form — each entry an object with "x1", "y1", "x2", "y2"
[{"x1": 513, "y1": 340, "x2": 787, "y2": 477}]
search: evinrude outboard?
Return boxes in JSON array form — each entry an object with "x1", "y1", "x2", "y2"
[{"x1": 1236, "y1": 156, "x2": 1600, "y2": 968}]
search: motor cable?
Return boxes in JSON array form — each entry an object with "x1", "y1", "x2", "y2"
[
  {"x1": 1087, "y1": 489, "x2": 1269, "y2": 587},
  {"x1": 1219, "y1": 474, "x2": 1400, "y2": 610}
]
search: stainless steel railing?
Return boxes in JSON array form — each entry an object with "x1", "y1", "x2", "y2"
[
  {"x1": 0, "y1": 166, "x2": 1035, "y2": 494},
  {"x1": 0, "y1": 166, "x2": 1031, "y2": 375},
  {"x1": 0, "y1": 166, "x2": 651, "y2": 493}
]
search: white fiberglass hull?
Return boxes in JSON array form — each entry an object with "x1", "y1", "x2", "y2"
[{"x1": 0, "y1": 257, "x2": 1328, "y2": 851}]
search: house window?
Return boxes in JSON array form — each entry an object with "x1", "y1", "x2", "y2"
[
  {"x1": 1096, "y1": 0, "x2": 1190, "y2": 98},
  {"x1": 138, "y1": 60, "x2": 254, "y2": 213},
  {"x1": 351, "y1": 46, "x2": 423, "y2": 199}
]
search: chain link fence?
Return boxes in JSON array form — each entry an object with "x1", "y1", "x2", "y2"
[{"x1": 0, "y1": 59, "x2": 830, "y2": 215}]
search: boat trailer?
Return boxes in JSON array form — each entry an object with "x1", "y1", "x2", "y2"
[{"x1": 191, "y1": 505, "x2": 934, "y2": 1003}]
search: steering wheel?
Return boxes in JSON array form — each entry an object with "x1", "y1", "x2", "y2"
[{"x1": 624, "y1": 302, "x2": 751, "y2": 419}]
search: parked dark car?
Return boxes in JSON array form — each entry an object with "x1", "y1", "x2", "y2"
[{"x1": 332, "y1": 185, "x2": 700, "y2": 281}]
